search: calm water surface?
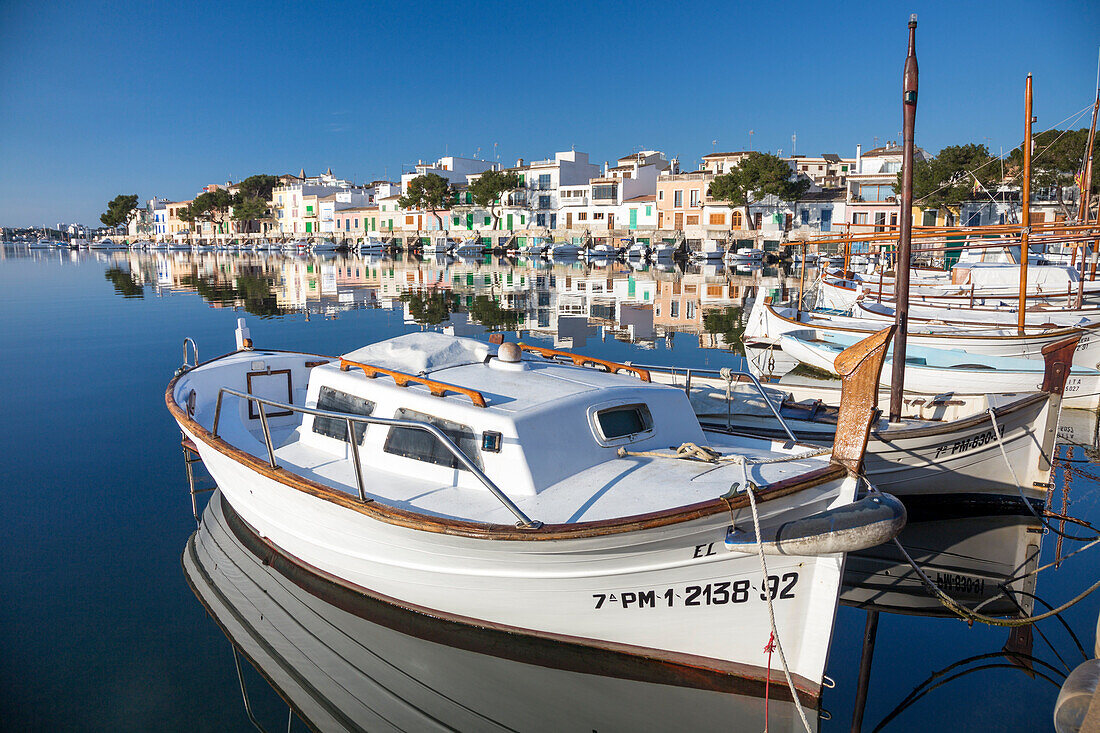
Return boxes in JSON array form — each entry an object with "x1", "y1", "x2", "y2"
[{"x1": 2, "y1": 246, "x2": 1098, "y2": 731}]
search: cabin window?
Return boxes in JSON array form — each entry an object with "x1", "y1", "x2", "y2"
[
  {"x1": 384, "y1": 409, "x2": 482, "y2": 470},
  {"x1": 312, "y1": 387, "x2": 375, "y2": 444},
  {"x1": 595, "y1": 404, "x2": 654, "y2": 441}
]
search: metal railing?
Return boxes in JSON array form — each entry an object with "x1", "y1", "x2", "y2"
[
  {"x1": 209, "y1": 387, "x2": 540, "y2": 528},
  {"x1": 625, "y1": 362, "x2": 799, "y2": 444}
]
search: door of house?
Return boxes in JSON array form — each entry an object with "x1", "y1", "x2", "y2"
[
  {"x1": 608, "y1": 213, "x2": 615, "y2": 229},
  {"x1": 466, "y1": 213, "x2": 473, "y2": 230},
  {"x1": 675, "y1": 213, "x2": 683, "y2": 229},
  {"x1": 506, "y1": 214, "x2": 513, "y2": 230},
  {"x1": 820, "y1": 209, "x2": 832, "y2": 231},
  {"x1": 550, "y1": 214, "x2": 556, "y2": 229},
  {"x1": 566, "y1": 212, "x2": 572, "y2": 229},
  {"x1": 629, "y1": 208, "x2": 637, "y2": 229},
  {"x1": 306, "y1": 222, "x2": 312, "y2": 233}
]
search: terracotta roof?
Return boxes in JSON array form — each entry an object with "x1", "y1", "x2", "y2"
[{"x1": 624, "y1": 194, "x2": 656, "y2": 202}]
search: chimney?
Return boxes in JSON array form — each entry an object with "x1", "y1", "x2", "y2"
[
  {"x1": 604, "y1": 161, "x2": 610, "y2": 175},
  {"x1": 855, "y1": 144, "x2": 862, "y2": 173},
  {"x1": 516, "y1": 158, "x2": 524, "y2": 167}
]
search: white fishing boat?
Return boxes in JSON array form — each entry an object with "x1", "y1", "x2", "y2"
[
  {"x1": 421, "y1": 238, "x2": 454, "y2": 256},
  {"x1": 650, "y1": 242, "x2": 678, "y2": 260},
  {"x1": 88, "y1": 238, "x2": 124, "y2": 250},
  {"x1": 854, "y1": 300, "x2": 1100, "y2": 330},
  {"x1": 311, "y1": 239, "x2": 338, "y2": 252},
  {"x1": 584, "y1": 242, "x2": 617, "y2": 258},
  {"x1": 729, "y1": 247, "x2": 765, "y2": 261},
  {"x1": 692, "y1": 240, "x2": 727, "y2": 261},
  {"x1": 168, "y1": 325, "x2": 905, "y2": 700},
  {"x1": 548, "y1": 241, "x2": 583, "y2": 257},
  {"x1": 779, "y1": 331, "x2": 1100, "y2": 409},
  {"x1": 744, "y1": 298, "x2": 1100, "y2": 379},
  {"x1": 359, "y1": 236, "x2": 385, "y2": 254},
  {"x1": 452, "y1": 237, "x2": 484, "y2": 257},
  {"x1": 185, "y1": 492, "x2": 821, "y2": 730},
  {"x1": 644, "y1": 339, "x2": 1069, "y2": 501},
  {"x1": 517, "y1": 236, "x2": 547, "y2": 256},
  {"x1": 626, "y1": 241, "x2": 650, "y2": 259}
]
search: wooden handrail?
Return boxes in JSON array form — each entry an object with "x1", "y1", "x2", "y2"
[
  {"x1": 516, "y1": 343, "x2": 651, "y2": 382},
  {"x1": 339, "y1": 359, "x2": 487, "y2": 408}
]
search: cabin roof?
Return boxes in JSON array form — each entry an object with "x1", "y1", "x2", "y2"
[{"x1": 335, "y1": 332, "x2": 667, "y2": 413}]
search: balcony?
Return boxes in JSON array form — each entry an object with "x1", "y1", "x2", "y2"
[{"x1": 560, "y1": 196, "x2": 589, "y2": 207}]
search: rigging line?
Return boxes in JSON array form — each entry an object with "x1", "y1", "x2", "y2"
[
  {"x1": 871, "y1": 662, "x2": 1063, "y2": 732},
  {"x1": 743, "y1": 480, "x2": 813, "y2": 733},
  {"x1": 913, "y1": 102, "x2": 1094, "y2": 205},
  {"x1": 1000, "y1": 588, "x2": 1073, "y2": 673},
  {"x1": 987, "y1": 407, "x2": 1100, "y2": 543},
  {"x1": 893, "y1": 536, "x2": 1100, "y2": 627},
  {"x1": 1008, "y1": 589, "x2": 1091, "y2": 662},
  {"x1": 881, "y1": 650, "x2": 1066, "y2": 714}
]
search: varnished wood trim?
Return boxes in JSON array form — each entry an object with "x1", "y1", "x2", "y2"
[
  {"x1": 340, "y1": 358, "x2": 487, "y2": 408},
  {"x1": 517, "y1": 342, "x2": 652, "y2": 382},
  {"x1": 167, "y1": 353, "x2": 848, "y2": 540}
]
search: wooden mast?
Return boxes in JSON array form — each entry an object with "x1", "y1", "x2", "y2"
[
  {"x1": 1017, "y1": 74, "x2": 1033, "y2": 336},
  {"x1": 889, "y1": 14, "x2": 918, "y2": 422},
  {"x1": 1075, "y1": 86, "x2": 1097, "y2": 304}
]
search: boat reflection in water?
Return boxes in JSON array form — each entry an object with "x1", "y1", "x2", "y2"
[
  {"x1": 184, "y1": 491, "x2": 820, "y2": 732},
  {"x1": 842, "y1": 494, "x2": 1044, "y2": 617}
]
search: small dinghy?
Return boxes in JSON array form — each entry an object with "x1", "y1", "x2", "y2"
[{"x1": 168, "y1": 323, "x2": 905, "y2": 700}]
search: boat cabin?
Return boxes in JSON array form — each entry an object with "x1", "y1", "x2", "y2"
[{"x1": 295, "y1": 333, "x2": 705, "y2": 497}]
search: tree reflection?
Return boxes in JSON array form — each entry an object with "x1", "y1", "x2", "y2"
[
  {"x1": 468, "y1": 295, "x2": 522, "y2": 331},
  {"x1": 180, "y1": 273, "x2": 283, "y2": 317},
  {"x1": 104, "y1": 267, "x2": 144, "y2": 298},
  {"x1": 400, "y1": 290, "x2": 458, "y2": 325},
  {"x1": 702, "y1": 306, "x2": 745, "y2": 353}
]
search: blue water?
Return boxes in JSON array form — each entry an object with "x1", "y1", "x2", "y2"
[{"x1": 1, "y1": 247, "x2": 1097, "y2": 731}]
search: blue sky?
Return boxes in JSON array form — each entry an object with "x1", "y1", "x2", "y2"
[{"x1": 1, "y1": 0, "x2": 1098, "y2": 227}]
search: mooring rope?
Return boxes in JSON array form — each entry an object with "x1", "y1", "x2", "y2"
[
  {"x1": 616, "y1": 442, "x2": 829, "y2": 465},
  {"x1": 744, "y1": 481, "x2": 813, "y2": 733}
]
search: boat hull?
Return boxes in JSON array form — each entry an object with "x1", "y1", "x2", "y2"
[
  {"x1": 185, "y1": 492, "x2": 822, "y2": 730},
  {"x1": 177, "y1": 417, "x2": 855, "y2": 698}
]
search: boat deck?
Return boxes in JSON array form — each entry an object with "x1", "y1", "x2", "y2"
[{"x1": 241, "y1": 423, "x2": 829, "y2": 525}]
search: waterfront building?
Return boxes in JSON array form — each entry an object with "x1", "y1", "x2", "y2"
[
  {"x1": 785, "y1": 154, "x2": 857, "y2": 188},
  {"x1": 516, "y1": 150, "x2": 601, "y2": 230},
  {"x1": 164, "y1": 200, "x2": 193, "y2": 242},
  {"x1": 559, "y1": 151, "x2": 669, "y2": 233},
  {"x1": 271, "y1": 169, "x2": 358, "y2": 236},
  {"x1": 401, "y1": 156, "x2": 499, "y2": 193},
  {"x1": 846, "y1": 142, "x2": 931, "y2": 233},
  {"x1": 700, "y1": 151, "x2": 752, "y2": 175}
]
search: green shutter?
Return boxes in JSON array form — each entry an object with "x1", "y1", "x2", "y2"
[{"x1": 506, "y1": 214, "x2": 513, "y2": 230}]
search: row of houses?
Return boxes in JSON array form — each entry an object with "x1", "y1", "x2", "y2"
[{"x1": 128, "y1": 143, "x2": 1081, "y2": 249}]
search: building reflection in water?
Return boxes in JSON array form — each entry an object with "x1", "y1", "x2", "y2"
[{"x1": 91, "y1": 249, "x2": 793, "y2": 351}]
